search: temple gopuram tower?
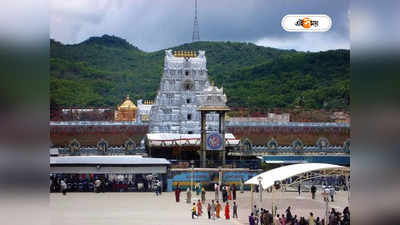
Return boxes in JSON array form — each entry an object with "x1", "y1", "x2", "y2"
[{"x1": 149, "y1": 50, "x2": 219, "y2": 134}]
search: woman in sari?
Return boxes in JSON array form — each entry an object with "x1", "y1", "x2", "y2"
[
  {"x1": 175, "y1": 185, "x2": 181, "y2": 202},
  {"x1": 216, "y1": 200, "x2": 221, "y2": 218},
  {"x1": 225, "y1": 202, "x2": 230, "y2": 219},
  {"x1": 197, "y1": 200, "x2": 202, "y2": 216}
]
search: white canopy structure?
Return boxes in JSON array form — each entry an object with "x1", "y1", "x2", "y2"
[{"x1": 245, "y1": 163, "x2": 349, "y2": 189}]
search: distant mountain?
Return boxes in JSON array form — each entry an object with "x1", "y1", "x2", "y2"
[{"x1": 50, "y1": 35, "x2": 349, "y2": 110}]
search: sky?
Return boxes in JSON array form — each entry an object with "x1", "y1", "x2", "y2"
[{"x1": 50, "y1": 0, "x2": 350, "y2": 52}]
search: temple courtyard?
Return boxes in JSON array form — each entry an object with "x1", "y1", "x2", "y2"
[{"x1": 50, "y1": 190, "x2": 349, "y2": 225}]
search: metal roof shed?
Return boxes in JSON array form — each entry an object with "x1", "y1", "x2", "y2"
[{"x1": 50, "y1": 156, "x2": 170, "y2": 174}]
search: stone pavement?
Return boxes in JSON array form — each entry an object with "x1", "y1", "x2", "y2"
[{"x1": 50, "y1": 191, "x2": 349, "y2": 225}]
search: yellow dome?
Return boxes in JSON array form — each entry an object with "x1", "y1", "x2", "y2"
[{"x1": 118, "y1": 95, "x2": 137, "y2": 110}]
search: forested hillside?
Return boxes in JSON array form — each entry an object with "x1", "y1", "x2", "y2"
[{"x1": 50, "y1": 35, "x2": 349, "y2": 110}]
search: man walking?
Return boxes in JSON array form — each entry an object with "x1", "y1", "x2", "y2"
[
  {"x1": 214, "y1": 183, "x2": 219, "y2": 200},
  {"x1": 249, "y1": 213, "x2": 256, "y2": 225},
  {"x1": 232, "y1": 184, "x2": 237, "y2": 200},
  {"x1": 309, "y1": 212, "x2": 316, "y2": 225},
  {"x1": 192, "y1": 203, "x2": 197, "y2": 219},
  {"x1": 222, "y1": 186, "x2": 227, "y2": 202},
  {"x1": 286, "y1": 206, "x2": 293, "y2": 224},
  {"x1": 329, "y1": 186, "x2": 335, "y2": 202},
  {"x1": 233, "y1": 201, "x2": 238, "y2": 219},
  {"x1": 211, "y1": 200, "x2": 216, "y2": 220},
  {"x1": 298, "y1": 184, "x2": 301, "y2": 196},
  {"x1": 207, "y1": 203, "x2": 211, "y2": 219},
  {"x1": 186, "y1": 187, "x2": 191, "y2": 204},
  {"x1": 311, "y1": 185, "x2": 317, "y2": 200}
]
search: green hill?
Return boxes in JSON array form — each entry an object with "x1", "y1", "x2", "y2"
[{"x1": 50, "y1": 35, "x2": 349, "y2": 110}]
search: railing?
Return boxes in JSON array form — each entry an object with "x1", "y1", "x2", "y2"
[
  {"x1": 56, "y1": 147, "x2": 147, "y2": 156},
  {"x1": 169, "y1": 159, "x2": 261, "y2": 169}
]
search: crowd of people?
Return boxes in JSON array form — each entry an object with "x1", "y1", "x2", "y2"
[
  {"x1": 249, "y1": 206, "x2": 350, "y2": 225},
  {"x1": 173, "y1": 183, "x2": 241, "y2": 220},
  {"x1": 288, "y1": 175, "x2": 349, "y2": 191},
  {"x1": 50, "y1": 174, "x2": 162, "y2": 193}
]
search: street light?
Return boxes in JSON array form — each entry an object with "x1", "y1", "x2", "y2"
[
  {"x1": 272, "y1": 180, "x2": 280, "y2": 216},
  {"x1": 190, "y1": 160, "x2": 195, "y2": 193},
  {"x1": 257, "y1": 176, "x2": 263, "y2": 203}
]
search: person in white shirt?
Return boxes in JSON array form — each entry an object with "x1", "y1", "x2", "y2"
[
  {"x1": 95, "y1": 179, "x2": 101, "y2": 193},
  {"x1": 60, "y1": 179, "x2": 67, "y2": 195}
]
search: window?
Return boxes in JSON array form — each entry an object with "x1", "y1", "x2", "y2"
[
  {"x1": 186, "y1": 98, "x2": 191, "y2": 104},
  {"x1": 187, "y1": 114, "x2": 192, "y2": 120},
  {"x1": 183, "y1": 80, "x2": 194, "y2": 91},
  {"x1": 188, "y1": 131, "x2": 193, "y2": 134},
  {"x1": 185, "y1": 71, "x2": 189, "y2": 76}
]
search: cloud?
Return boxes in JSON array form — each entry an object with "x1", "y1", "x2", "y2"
[{"x1": 50, "y1": 0, "x2": 349, "y2": 52}]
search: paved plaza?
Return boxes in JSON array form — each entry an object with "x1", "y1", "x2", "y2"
[{"x1": 50, "y1": 190, "x2": 349, "y2": 225}]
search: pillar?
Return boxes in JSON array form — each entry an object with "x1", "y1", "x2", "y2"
[
  {"x1": 219, "y1": 112, "x2": 226, "y2": 166},
  {"x1": 250, "y1": 184, "x2": 254, "y2": 214},
  {"x1": 201, "y1": 111, "x2": 207, "y2": 168}
]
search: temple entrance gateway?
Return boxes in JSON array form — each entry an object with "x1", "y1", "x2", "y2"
[{"x1": 197, "y1": 85, "x2": 230, "y2": 167}]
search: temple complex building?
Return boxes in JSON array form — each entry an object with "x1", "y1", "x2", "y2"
[{"x1": 49, "y1": 50, "x2": 350, "y2": 166}]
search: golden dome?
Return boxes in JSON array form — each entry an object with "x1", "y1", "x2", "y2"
[{"x1": 118, "y1": 95, "x2": 137, "y2": 110}]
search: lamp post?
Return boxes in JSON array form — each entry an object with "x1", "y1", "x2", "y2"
[
  {"x1": 322, "y1": 189, "x2": 330, "y2": 225},
  {"x1": 257, "y1": 176, "x2": 263, "y2": 203},
  {"x1": 190, "y1": 160, "x2": 194, "y2": 193},
  {"x1": 250, "y1": 184, "x2": 254, "y2": 215},
  {"x1": 272, "y1": 180, "x2": 280, "y2": 216}
]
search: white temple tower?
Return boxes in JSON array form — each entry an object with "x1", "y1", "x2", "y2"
[{"x1": 149, "y1": 50, "x2": 220, "y2": 134}]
